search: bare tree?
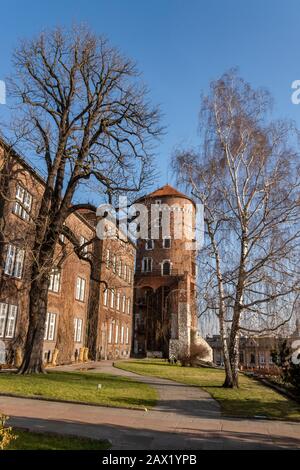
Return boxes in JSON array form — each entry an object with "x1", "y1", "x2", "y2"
[
  {"x1": 6, "y1": 25, "x2": 161, "y2": 374},
  {"x1": 173, "y1": 70, "x2": 300, "y2": 387}
]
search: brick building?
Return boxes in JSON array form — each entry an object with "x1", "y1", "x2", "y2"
[
  {"x1": 132, "y1": 184, "x2": 212, "y2": 360},
  {"x1": 0, "y1": 138, "x2": 135, "y2": 366}
]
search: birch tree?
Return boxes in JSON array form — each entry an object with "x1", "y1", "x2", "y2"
[{"x1": 173, "y1": 71, "x2": 300, "y2": 387}]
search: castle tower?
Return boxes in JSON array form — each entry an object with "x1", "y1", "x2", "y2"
[{"x1": 132, "y1": 184, "x2": 199, "y2": 359}]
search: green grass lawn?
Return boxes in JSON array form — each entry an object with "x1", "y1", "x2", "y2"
[
  {"x1": 115, "y1": 359, "x2": 300, "y2": 421},
  {"x1": 0, "y1": 370, "x2": 157, "y2": 409},
  {"x1": 7, "y1": 430, "x2": 110, "y2": 450}
]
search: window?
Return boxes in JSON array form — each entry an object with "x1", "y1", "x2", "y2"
[
  {"x1": 121, "y1": 326, "x2": 124, "y2": 344},
  {"x1": 59, "y1": 223, "x2": 66, "y2": 243},
  {"x1": 112, "y1": 255, "x2": 116, "y2": 273},
  {"x1": 116, "y1": 292, "x2": 121, "y2": 311},
  {"x1": 163, "y1": 237, "x2": 171, "y2": 249},
  {"x1": 127, "y1": 298, "x2": 131, "y2": 315},
  {"x1": 75, "y1": 277, "x2": 86, "y2": 301},
  {"x1": 49, "y1": 269, "x2": 61, "y2": 292},
  {"x1": 126, "y1": 327, "x2": 129, "y2": 344},
  {"x1": 0, "y1": 302, "x2": 17, "y2": 339},
  {"x1": 74, "y1": 318, "x2": 83, "y2": 343},
  {"x1": 142, "y1": 257, "x2": 152, "y2": 273},
  {"x1": 106, "y1": 249, "x2": 110, "y2": 268},
  {"x1": 122, "y1": 295, "x2": 126, "y2": 313},
  {"x1": 123, "y1": 264, "x2": 127, "y2": 280},
  {"x1": 115, "y1": 324, "x2": 119, "y2": 344},
  {"x1": 162, "y1": 260, "x2": 171, "y2": 276},
  {"x1": 13, "y1": 184, "x2": 32, "y2": 221},
  {"x1": 155, "y1": 199, "x2": 162, "y2": 206},
  {"x1": 259, "y1": 352, "x2": 265, "y2": 364},
  {"x1": 4, "y1": 244, "x2": 25, "y2": 278},
  {"x1": 146, "y1": 239, "x2": 154, "y2": 250},
  {"x1": 103, "y1": 288, "x2": 108, "y2": 306},
  {"x1": 44, "y1": 312, "x2": 56, "y2": 341},
  {"x1": 80, "y1": 236, "x2": 88, "y2": 255},
  {"x1": 118, "y1": 259, "x2": 122, "y2": 277},
  {"x1": 108, "y1": 322, "x2": 113, "y2": 343},
  {"x1": 110, "y1": 288, "x2": 115, "y2": 309}
]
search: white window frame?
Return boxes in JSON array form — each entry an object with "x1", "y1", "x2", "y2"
[
  {"x1": 110, "y1": 288, "x2": 115, "y2": 309},
  {"x1": 112, "y1": 255, "x2": 116, "y2": 273},
  {"x1": 108, "y1": 322, "x2": 113, "y2": 344},
  {"x1": 4, "y1": 244, "x2": 25, "y2": 279},
  {"x1": 75, "y1": 277, "x2": 86, "y2": 302},
  {"x1": 121, "y1": 326, "x2": 124, "y2": 344},
  {"x1": 123, "y1": 264, "x2": 127, "y2": 280},
  {"x1": 126, "y1": 326, "x2": 129, "y2": 344},
  {"x1": 49, "y1": 269, "x2": 61, "y2": 293},
  {"x1": 0, "y1": 302, "x2": 17, "y2": 339},
  {"x1": 13, "y1": 184, "x2": 32, "y2": 221},
  {"x1": 127, "y1": 298, "x2": 131, "y2": 315},
  {"x1": 145, "y1": 239, "x2": 154, "y2": 250},
  {"x1": 103, "y1": 288, "x2": 108, "y2": 306},
  {"x1": 115, "y1": 324, "x2": 119, "y2": 344},
  {"x1": 116, "y1": 292, "x2": 121, "y2": 311},
  {"x1": 142, "y1": 257, "x2": 152, "y2": 273},
  {"x1": 122, "y1": 295, "x2": 126, "y2": 313},
  {"x1": 118, "y1": 259, "x2": 122, "y2": 277},
  {"x1": 74, "y1": 318, "x2": 83, "y2": 343},
  {"x1": 44, "y1": 312, "x2": 56, "y2": 341},
  {"x1": 80, "y1": 236, "x2": 88, "y2": 254},
  {"x1": 259, "y1": 352, "x2": 266, "y2": 364}
]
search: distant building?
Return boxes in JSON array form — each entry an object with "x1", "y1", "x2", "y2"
[{"x1": 206, "y1": 321, "x2": 300, "y2": 369}]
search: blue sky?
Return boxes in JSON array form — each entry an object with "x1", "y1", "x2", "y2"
[{"x1": 1, "y1": 0, "x2": 300, "y2": 192}]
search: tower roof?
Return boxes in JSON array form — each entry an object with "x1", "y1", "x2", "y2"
[{"x1": 139, "y1": 184, "x2": 195, "y2": 205}]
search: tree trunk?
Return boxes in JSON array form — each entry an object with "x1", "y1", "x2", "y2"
[
  {"x1": 221, "y1": 325, "x2": 234, "y2": 388},
  {"x1": 229, "y1": 334, "x2": 240, "y2": 388},
  {"x1": 18, "y1": 272, "x2": 49, "y2": 374}
]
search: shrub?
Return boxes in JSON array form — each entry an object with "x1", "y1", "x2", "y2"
[
  {"x1": 271, "y1": 340, "x2": 300, "y2": 395},
  {"x1": 178, "y1": 342, "x2": 211, "y2": 367},
  {"x1": 0, "y1": 414, "x2": 17, "y2": 450}
]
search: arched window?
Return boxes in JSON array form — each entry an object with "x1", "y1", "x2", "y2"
[{"x1": 162, "y1": 260, "x2": 171, "y2": 276}]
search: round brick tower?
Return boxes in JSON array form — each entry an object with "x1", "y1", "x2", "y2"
[{"x1": 132, "y1": 184, "x2": 199, "y2": 358}]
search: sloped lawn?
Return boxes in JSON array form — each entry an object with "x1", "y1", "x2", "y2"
[
  {"x1": 115, "y1": 359, "x2": 300, "y2": 421},
  {"x1": 0, "y1": 370, "x2": 157, "y2": 409}
]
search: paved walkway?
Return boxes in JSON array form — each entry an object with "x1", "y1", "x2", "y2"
[{"x1": 1, "y1": 361, "x2": 300, "y2": 449}]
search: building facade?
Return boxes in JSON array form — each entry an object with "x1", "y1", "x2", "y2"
[
  {"x1": 132, "y1": 184, "x2": 211, "y2": 360},
  {"x1": 0, "y1": 138, "x2": 135, "y2": 366}
]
